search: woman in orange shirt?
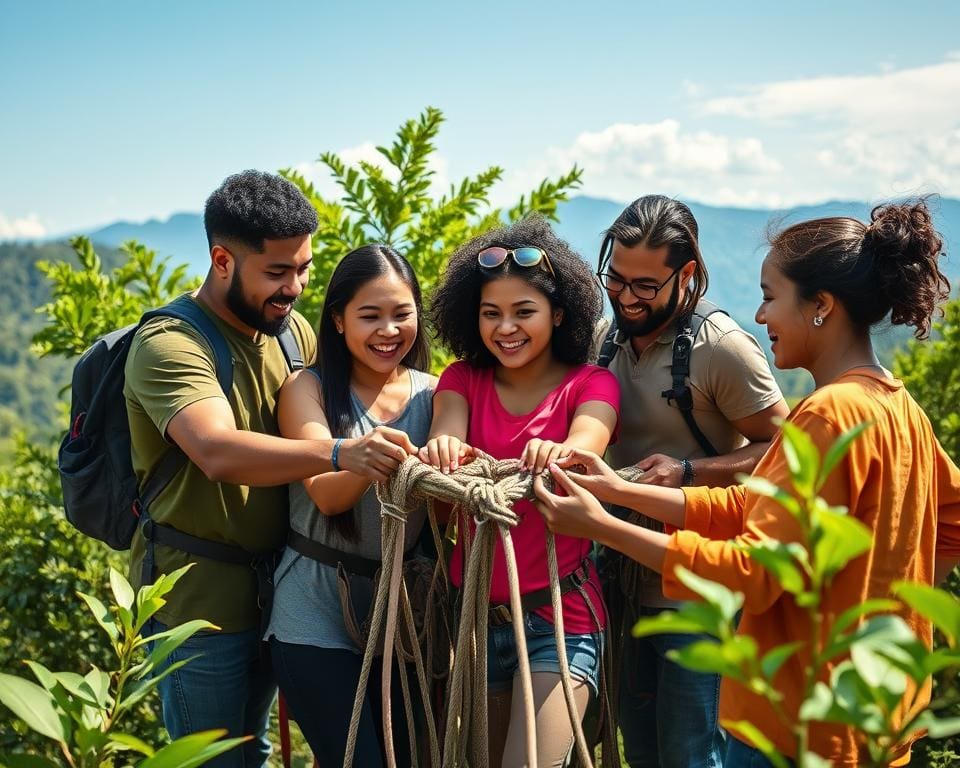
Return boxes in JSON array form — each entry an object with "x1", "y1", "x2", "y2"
[{"x1": 533, "y1": 199, "x2": 960, "y2": 767}]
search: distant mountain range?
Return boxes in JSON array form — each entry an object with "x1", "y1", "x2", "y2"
[{"x1": 71, "y1": 194, "x2": 960, "y2": 340}]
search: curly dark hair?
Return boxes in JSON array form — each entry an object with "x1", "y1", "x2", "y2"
[
  {"x1": 204, "y1": 170, "x2": 318, "y2": 252},
  {"x1": 769, "y1": 198, "x2": 949, "y2": 339},
  {"x1": 430, "y1": 215, "x2": 601, "y2": 367}
]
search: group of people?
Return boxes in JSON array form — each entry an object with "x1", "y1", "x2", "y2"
[{"x1": 123, "y1": 169, "x2": 960, "y2": 768}]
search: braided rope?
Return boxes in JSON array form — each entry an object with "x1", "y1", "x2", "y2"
[{"x1": 345, "y1": 454, "x2": 643, "y2": 768}]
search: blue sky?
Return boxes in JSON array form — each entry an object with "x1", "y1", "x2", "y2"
[{"x1": 2, "y1": 0, "x2": 959, "y2": 237}]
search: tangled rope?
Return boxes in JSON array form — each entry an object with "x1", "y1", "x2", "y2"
[{"x1": 343, "y1": 454, "x2": 642, "y2": 768}]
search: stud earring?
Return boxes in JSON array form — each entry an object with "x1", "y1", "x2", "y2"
[{"x1": 813, "y1": 315, "x2": 824, "y2": 327}]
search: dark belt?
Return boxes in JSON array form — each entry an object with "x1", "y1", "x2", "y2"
[
  {"x1": 140, "y1": 517, "x2": 280, "y2": 639},
  {"x1": 287, "y1": 529, "x2": 417, "y2": 579},
  {"x1": 488, "y1": 559, "x2": 592, "y2": 626}
]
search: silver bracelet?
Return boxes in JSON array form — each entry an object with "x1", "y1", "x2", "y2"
[{"x1": 680, "y1": 457, "x2": 695, "y2": 487}]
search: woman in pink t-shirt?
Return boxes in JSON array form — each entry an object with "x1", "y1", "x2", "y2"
[{"x1": 421, "y1": 215, "x2": 620, "y2": 767}]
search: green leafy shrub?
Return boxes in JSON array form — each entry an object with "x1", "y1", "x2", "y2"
[
  {"x1": 635, "y1": 421, "x2": 960, "y2": 766},
  {"x1": 0, "y1": 564, "x2": 247, "y2": 767}
]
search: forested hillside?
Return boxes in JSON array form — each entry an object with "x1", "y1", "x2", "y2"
[{"x1": 0, "y1": 242, "x2": 122, "y2": 447}]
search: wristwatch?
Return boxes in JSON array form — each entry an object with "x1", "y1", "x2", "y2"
[{"x1": 680, "y1": 457, "x2": 695, "y2": 487}]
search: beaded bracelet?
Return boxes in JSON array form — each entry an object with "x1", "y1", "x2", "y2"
[{"x1": 332, "y1": 438, "x2": 344, "y2": 472}]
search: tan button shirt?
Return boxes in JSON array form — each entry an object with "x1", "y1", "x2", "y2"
[{"x1": 598, "y1": 309, "x2": 782, "y2": 606}]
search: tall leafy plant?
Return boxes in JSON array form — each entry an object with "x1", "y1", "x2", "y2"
[
  {"x1": 281, "y1": 106, "x2": 582, "y2": 358},
  {"x1": 0, "y1": 565, "x2": 247, "y2": 767},
  {"x1": 634, "y1": 421, "x2": 960, "y2": 766}
]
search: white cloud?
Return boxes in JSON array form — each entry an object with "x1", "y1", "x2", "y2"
[
  {"x1": 0, "y1": 212, "x2": 46, "y2": 239},
  {"x1": 698, "y1": 56, "x2": 960, "y2": 200},
  {"x1": 701, "y1": 59, "x2": 960, "y2": 133},
  {"x1": 498, "y1": 119, "x2": 785, "y2": 209}
]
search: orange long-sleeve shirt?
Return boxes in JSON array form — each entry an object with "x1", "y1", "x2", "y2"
[{"x1": 663, "y1": 369, "x2": 960, "y2": 765}]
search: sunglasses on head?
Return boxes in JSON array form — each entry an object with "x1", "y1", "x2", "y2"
[{"x1": 477, "y1": 246, "x2": 556, "y2": 278}]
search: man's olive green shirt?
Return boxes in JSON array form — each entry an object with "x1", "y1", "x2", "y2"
[{"x1": 124, "y1": 295, "x2": 316, "y2": 631}]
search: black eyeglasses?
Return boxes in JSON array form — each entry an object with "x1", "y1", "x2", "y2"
[{"x1": 597, "y1": 264, "x2": 683, "y2": 300}]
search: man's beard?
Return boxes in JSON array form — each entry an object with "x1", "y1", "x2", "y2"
[
  {"x1": 226, "y1": 270, "x2": 295, "y2": 336},
  {"x1": 612, "y1": 276, "x2": 681, "y2": 337}
]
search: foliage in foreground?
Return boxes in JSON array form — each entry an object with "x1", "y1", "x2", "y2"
[
  {"x1": 0, "y1": 565, "x2": 247, "y2": 768},
  {"x1": 635, "y1": 420, "x2": 960, "y2": 766}
]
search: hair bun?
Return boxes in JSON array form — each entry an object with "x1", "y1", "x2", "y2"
[{"x1": 862, "y1": 199, "x2": 947, "y2": 338}]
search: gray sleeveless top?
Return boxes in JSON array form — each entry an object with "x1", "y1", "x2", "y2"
[{"x1": 264, "y1": 368, "x2": 434, "y2": 651}]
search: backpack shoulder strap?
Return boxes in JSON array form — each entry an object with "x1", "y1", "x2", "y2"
[
  {"x1": 277, "y1": 326, "x2": 304, "y2": 372},
  {"x1": 661, "y1": 300, "x2": 728, "y2": 458},
  {"x1": 596, "y1": 318, "x2": 619, "y2": 369},
  {"x1": 141, "y1": 295, "x2": 234, "y2": 394},
  {"x1": 135, "y1": 296, "x2": 233, "y2": 516}
]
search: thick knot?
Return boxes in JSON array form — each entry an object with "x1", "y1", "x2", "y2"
[{"x1": 461, "y1": 476, "x2": 519, "y2": 528}]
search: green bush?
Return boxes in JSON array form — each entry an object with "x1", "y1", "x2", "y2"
[{"x1": 0, "y1": 437, "x2": 167, "y2": 757}]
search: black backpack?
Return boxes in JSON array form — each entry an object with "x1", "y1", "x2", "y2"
[
  {"x1": 597, "y1": 299, "x2": 727, "y2": 457},
  {"x1": 58, "y1": 295, "x2": 303, "y2": 551}
]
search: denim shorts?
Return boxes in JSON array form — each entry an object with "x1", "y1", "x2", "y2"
[{"x1": 486, "y1": 611, "x2": 602, "y2": 696}]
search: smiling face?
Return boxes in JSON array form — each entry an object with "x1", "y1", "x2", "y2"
[
  {"x1": 478, "y1": 275, "x2": 561, "y2": 370},
  {"x1": 336, "y1": 271, "x2": 419, "y2": 375},
  {"x1": 223, "y1": 234, "x2": 313, "y2": 335},
  {"x1": 607, "y1": 241, "x2": 689, "y2": 337},
  {"x1": 756, "y1": 255, "x2": 819, "y2": 370}
]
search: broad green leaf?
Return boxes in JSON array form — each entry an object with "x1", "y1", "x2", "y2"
[
  {"x1": 133, "y1": 597, "x2": 167, "y2": 636},
  {"x1": 813, "y1": 508, "x2": 872, "y2": 580},
  {"x1": 84, "y1": 667, "x2": 111, "y2": 708},
  {"x1": 817, "y1": 421, "x2": 873, "y2": 492},
  {"x1": 138, "y1": 620, "x2": 218, "y2": 677},
  {"x1": 923, "y1": 647, "x2": 960, "y2": 677},
  {"x1": 672, "y1": 566, "x2": 744, "y2": 622},
  {"x1": 760, "y1": 641, "x2": 804, "y2": 681},
  {"x1": 742, "y1": 542, "x2": 806, "y2": 594},
  {"x1": 77, "y1": 591, "x2": 120, "y2": 642},
  {"x1": 850, "y1": 642, "x2": 908, "y2": 697},
  {"x1": 823, "y1": 598, "x2": 900, "y2": 661},
  {"x1": 668, "y1": 636, "x2": 757, "y2": 682},
  {"x1": 119, "y1": 656, "x2": 199, "y2": 712},
  {"x1": 779, "y1": 420, "x2": 820, "y2": 496},
  {"x1": 139, "y1": 564, "x2": 195, "y2": 604},
  {"x1": 22, "y1": 661, "x2": 57, "y2": 693},
  {"x1": 110, "y1": 567, "x2": 135, "y2": 610},
  {"x1": 719, "y1": 720, "x2": 791, "y2": 768},
  {"x1": 915, "y1": 712, "x2": 960, "y2": 739},
  {"x1": 110, "y1": 732, "x2": 156, "y2": 756},
  {"x1": 0, "y1": 674, "x2": 68, "y2": 742},
  {"x1": 631, "y1": 610, "x2": 713, "y2": 638},
  {"x1": 892, "y1": 581, "x2": 960, "y2": 646},
  {"x1": 737, "y1": 476, "x2": 802, "y2": 518},
  {"x1": 137, "y1": 730, "x2": 249, "y2": 768}
]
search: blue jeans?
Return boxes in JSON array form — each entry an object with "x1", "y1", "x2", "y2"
[
  {"x1": 145, "y1": 619, "x2": 276, "y2": 768},
  {"x1": 725, "y1": 736, "x2": 794, "y2": 767},
  {"x1": 619, "y1": 607, "x2": 724, "y2": 768},
  {"x1": 487, "y1": 611, "x2": 602, "y2": 696}
]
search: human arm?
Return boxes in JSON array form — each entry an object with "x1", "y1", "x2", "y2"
[
  {"x1": 635, "y1": 400, "x2": 788, "y2": 487},
  {"x1": 275, "y1": 369, "x2": 370, "y2": 515},
  {"x1": 418, "y1": 389, "x2": 474, "y2": 473},
  {"x1": 522, "y1": 399, "x2": 618, "y2": 474},
  {"x1": 166, "y1": 376, "x2": 416, "y2": 488}
]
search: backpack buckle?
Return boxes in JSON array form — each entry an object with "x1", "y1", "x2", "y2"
[{"x1": 661, "y1": 385, "x2": 694, "y2": 411}]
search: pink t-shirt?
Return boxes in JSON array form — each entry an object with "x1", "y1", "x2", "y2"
[{"x1": 436, "y1": 361, "x2": 620, "y2": 634}]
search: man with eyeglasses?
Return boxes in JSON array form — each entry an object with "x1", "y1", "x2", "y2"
[{"x1": 593, "y1": 195, "x2": 788, "y2": 768}]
